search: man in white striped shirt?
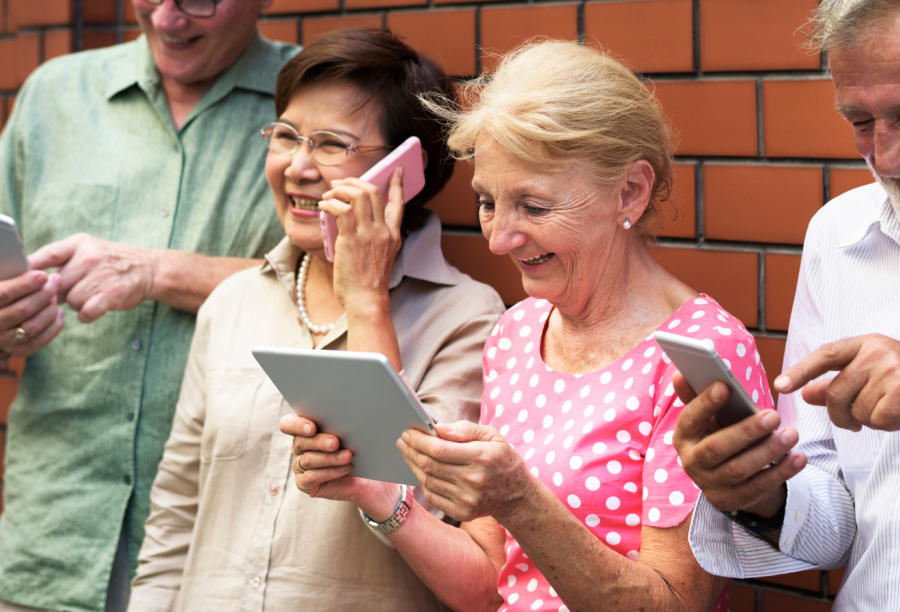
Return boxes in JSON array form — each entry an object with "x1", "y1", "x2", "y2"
[{"x1": 671, "y1": 1, "x2": 900, "y2": 609}]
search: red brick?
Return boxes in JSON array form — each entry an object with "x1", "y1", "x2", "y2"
[
  {"x1": 83, "y1": 0, "x2": 117, "y2": 24},
  {"x1": 828, "y1": 567, "x2": 846, "y2": 596},
  {"x1": 266, "y1": 0, "x2": 339, "y2": 13},
  {"x1": 123, "y1": 28, "x2": 141, "y2": 43},
  {"x1": 16, "y1": 32, "x2": 41, "y2": 89},
  {"x1": 9, "y1": 0, "x2": 71, "y2": 29},
  {"x1": 649, "y1": 247, "x2": 758, "y2": 328},
  {"x1": 758, "y1": 569, "x2": 822, "y2": 592},
  {"x1": 704, "y1": 165, "x2": 822, "y2": 244},
  {"x1": 387, "y1": 10, "x2": 476, "y2": 77},
  {"x1": 654, "y1": 80, "x2": 758, "y2": 157},
  {"x1": 441, "y1": 233, "x2": 526, "y2": 306},
  {"x1": 1, "y1": 0, "x2": 7, "y2": 34},
  {"x1": 0, "y1": 39, "x2": 15, "y2": 90},
  {"x1": 0, "y1": 97, "x2": 7, "y2": 132},
  {"x1": 763, "y1": 79, "x2": 859, "y2": 159},
  {"x1": 480, "y1": 4, "x2": 578, "y2": 73},
  {"x1": 830, "y1": 167, "x2": 873, "y2": 199},
  {"x1": 44, "y1": 28, "x2": 73, "y2": 61},
  {"x1": 258, "y1": 19, "x2": 298, "y2": 45},
  {"x1": 658, "y1": 163, "x2": 696, "y2": 239},
  {"x1": 700, "y1": 0, "x2": 820, "y2": 72},
  {"x1": 761, "y1": 589, "x2": 833, "y2": 612},
  {"x1": 348, "y1": 0, "x2": 423, "y2": 10},
  {"x1": 428, "y1": 161, "x2": 479, "y2": 229},
  {"x1": 82, "y1": 30, "x2": 118, "y2": 51},
  {"x1": 301, "y1": 15, "x2": 384, "y2": 45},
  {"x1": 0, "y1": 358, "x2": 23, "y2": 427},
  {"x1": 765, "y1": 253, "x2": 802, "y2": 332},
  {"x1": 754, "y1": 335, "x2": 786, "y2": 391},
  {"x1": 584, "y1": 0, "x2": 693, "y2": 74},
  {"x1": 124, "y1": 2, "x2": 137, "y2": 24},
  {"x1": 728, "y1": 581, "x2": 756, "y2": 612}
]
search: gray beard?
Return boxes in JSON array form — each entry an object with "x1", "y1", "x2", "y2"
[{"x1": 865, "y1": 158, "x2": 900, "y2": 220}]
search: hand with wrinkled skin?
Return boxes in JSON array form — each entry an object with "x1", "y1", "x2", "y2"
[
  {"x1": 397, "y1": 420, "x2": 535, "y2": 523},
  {"x1": 0, "y1": 269, "x2": 65, "y2": 357},
  {"x1": 278, "y1": 413, "x2": 401, "y2": 521},
  {"x1": 29, "y1": 233, "x2": 156, "y2": 323},
  {"x1": 775, "y1": 334, "x2": 900, "y2": 432},
  {"x1": 672, "y1": 373, "x2": 807, "y2": 518}
]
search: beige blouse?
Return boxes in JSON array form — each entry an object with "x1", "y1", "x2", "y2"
[{"x1": 129, "y1": 214, "x2": 506, "y2": 612}]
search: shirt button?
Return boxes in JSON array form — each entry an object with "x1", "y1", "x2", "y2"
[
  {"x1": 784, "y1": 537, "x2": 793, "y2": 548},
  {"x1": 269, "y1": 485, "x2": 280, "y2": 496},
  {"x1": 160, "y1": 208, "x2": 170, "y2": 217},
  {"x1": 131, "y1": 339, "x2": 142, "y2": 351},
  {"x1": 795, "y1": 509, "x2": 803, "y2": 522},
  {"x1": 123, "y1": 475, "x2": 132, "y2": 485},
  {"x1": 249, "y1": 576, "x2": 261, "y2": 589},
  {"x1": 126, "y1": 412, "x2": 135, "y2": 422}
]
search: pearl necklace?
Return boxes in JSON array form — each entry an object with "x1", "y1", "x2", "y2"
[{"x1": 295, "y1": 253, "x2": 335, "y2": 335}]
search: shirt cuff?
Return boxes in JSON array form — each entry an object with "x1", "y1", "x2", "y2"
[{"x1": 779, "y1": 468, "x2": 812, "y2": 556}]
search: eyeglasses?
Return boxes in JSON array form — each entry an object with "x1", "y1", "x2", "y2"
[
  {"x1": 142, "y1": 0, "x2": 223, "y2": 19},
  {"x1": 261, "y1": 122, "x2": 391, "y2": 166}
]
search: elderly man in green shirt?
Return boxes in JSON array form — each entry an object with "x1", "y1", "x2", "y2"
[{"x1": 0, "y1": 1, "x2": 298, "y2": 610}]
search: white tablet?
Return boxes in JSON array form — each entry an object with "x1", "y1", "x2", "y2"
[{"x1": 252, "y1": 346, "x2": 437, "y2": 485}]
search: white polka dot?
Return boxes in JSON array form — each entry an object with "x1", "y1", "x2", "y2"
[
  {"x1": 508, "y1": 575, "x2": 517, "y2": 587},
  {"x1": 716, "y1": 326, "x2": 732, "y2": 336},
  {"x1": 498, "y1": 337, "x2": 512, "y2": 350},
  {"x1": 486, "y1": 370, "x2": 497, "y2": 382},
  {"x1": 607, "y1": 460, "x2": 622, "y2": 474},
  {"x1": 562, "y1": 400, "x2": 572, "y2": 413},
  {"x1": 510, "y1": 373, "x2": 519, "y2": 386},
  {"x1": 526, "y1": 357, "x2": 535, "y2": 369},
  {"x1": 534, "y1": 299, "x2": 547, "y2": 308},
  {"x1": 549, "y1": 586, "x2": 557, "y2": 597},
  {"x1": 585, "y1": 514, "x2": 600, "y2": 527},
  {"x1": 582, "y1": 421, "x2": 594, "y2": 434},
  {"x1": 542, "y1": 415, "x2": 553, "y2": 428},
  {"x1": 490, "y1": 387, "x2": 501, "y2": 400},
  {"x1": 604, "y1": 391, "x2": 616, "y2": 404},
  {"x1": 487, "y1": 346, "x2": 497, "y2": 360},
  {"x1": 746, "y1": 366, "x2": 753, "y2": 381},
  {"x1": 622, "y1": 358, "x2": 633, "y2": 371},
  {"x1": 529, "y1": 374, "x2": 540, "y2": 388},
  {"x1": 585, "y1": 476, "x2": 600, "y2": 491},
  {"x1": 625, "y1": 396, "x2": 640, "y2": 411},
  {"x1": 667, "y1": 318, "x2": 681, "y2": 329},
  {"x1": 736, "y1": 342, "x2": 746, "y2": 357},
  {"x1": 512, "y1": 309, "x2": 525, "y2": 321},
  {"x1": 670, "y1": 491, "x2": 685, "y2": 505},
  {"x1": 525, "y1": 448, "x2": 536, "y2": 460},
  {"x1": 687, "y1": 324, "x2": 700, "y2": 333},
  {"x1": 695, "y1": 297, "x2": 708, "y2": 304},
  {"x1": 642, "y1": 362, "x2": 652, "y2": 374},
  {"x1": 506, "y1": 356, "x2": 517, "y2": 369},
  {"x1": 535, "y1": 394, "x2": 547, "y2": 408},
  {"x1": 616, "y1": 430, "x2": 631, "y2": 443},
  {"x1": 546, "y1": 451, "x2": 556, "y2": 464},
  {"x1": 516, "y1": 562, "x2": 529, "y2": 572},
  {"x1": 494, "y1": 404, "x2": 504, "y2": 418},
  {"x1": 606, "y1": 532, "x2": 621, "y2": 546},
  {"x1": 543, "y1": 433, "x2": 554, "y2": 445},
  {"x1": 664, "y1": 382, "x2": 675, "y2": 396},
  {"x1": 519, "y1": 325, "x2": 532, "y2": 338},
  {"x1": 646, "y1": 447, "x2": 655, "y2": 462},
  {"x1": 626, "y1": 550, "x2": 640, "y2": 561},
  {"x1": 603, "y1": 408, "x2": 616, "y2": 422},
  {"x1": 624, "y1": 377, "x2": 634, "y2": 390},
  {"x1": 648, "y1": 507, "x2": 661, "y2": 522},
  {"x1": 624, "y1": 482, "x2": 638, "y2": 493},
  {"x1": 530, "y1": 466, "x2": 539, "y2": 477},
  {"x1": 643, "y1": 487, "x2": 649, "y2": 500},
  {"x1": 564, "y1": 419, "x2": 575, "y2": 431},
  {"x1": 517, "y1": 408, "x2": 528, "y2": 422},
  {"x1": 513, "y1": 390, "x2": 524, "y2": 405},
  {"x1": 663, "y1": 431, "x2": 674, "y2": 445},
  {"x1": 508, "y1": 593, "x2": 519, "y2": 605},
  {"x1": 500, "y1": 424, "x2": 510, "y2": 436},
  {"x1": 531, "y1": 600, "x2": 543, "y2": 610},
  {"x1": 584, "y1": 405, "x2": 595, "y2": 417},
  {"x1": 567, "y1": 494, "x2": 581, "y2": 508},
  {"x1": 553, "y1": 472, "x2": 563, "y2": 486},
  {"x1": 569, "y1": 456, "x2": 583, "y2": 470},
  {"x1": 692, "y1": 310, "x2": 705, "y2": 319},
  {"x1": 638, "y1": 421, "x2": 652, "y2": 436},
  {"x1": 628, "y1": 449, "x2": 641, "y2": 461},
  {"x1": 592, "y1": 441, "x2": 607, "y2": 454},
  {"x1": 752, "y1": 389, "x2": 759, "y2": 402},
  {"x1": 564, "y1": 436, "x2": 574, "y2": 449},
  {"x1": 643, "y1": 346, "x2": 656, "y2": 358},
  {"x1": 626, "y1": 513, "x2": 640, "y2": 526},
  {"x1": 539, "y1": 310, "x2": 549, "y2": 322},
  {"x1": 523, "y1": 430, "x2": 535, "y2": 443},
  {"x1": 554, "y1": 379, "x2": 566, "y2": 393},
  {"x1": 654, "y1": 468, "x2": 668, "y2": 483},
  {"x1": 524, "y1": 341, "x2": 534, "y2": 353},
  {"x1": 600, "y1": 371, "x2": 612, "y2": 385},
  {"x1": 580, "y1": 385, "x2": 591, "y2": 398},
  {"x1": 606, "y1": 496, "x2": 621, "y2": 510}
]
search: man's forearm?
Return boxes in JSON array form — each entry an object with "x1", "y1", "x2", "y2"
[{"x1": 149, "y1": 250, "x2": 263, "y2": 313}]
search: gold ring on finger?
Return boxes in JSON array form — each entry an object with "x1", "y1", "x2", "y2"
[
  {"x1": 14, "y1": 327, "x2": 29, "y2": 345},
  {"x1": 295, "y1": 455, "x2": 307, "y2": 473}
]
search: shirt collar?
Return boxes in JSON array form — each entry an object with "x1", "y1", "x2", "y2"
[
  {"x1": 838, "y1": 183, "x2": 900, "y2": 249},
  {"x1": 104, "y1": 33, "x2": 281, "y2": 101},
  {"x1": 261, "y1": 211, "x2": 467, "y2": 299}
]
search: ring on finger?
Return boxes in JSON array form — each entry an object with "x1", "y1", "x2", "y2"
[
  {"x1": 295, "y1": 455, "x2": 307, "y2": 473},
  {"x1": 14, "y1": 327, "x2": 29, "y2": 345}
]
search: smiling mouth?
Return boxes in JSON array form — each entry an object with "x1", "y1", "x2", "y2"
[
  {"x1": 520, "y1": 253, "x2": 554, "y2": 265},
  {"x1": 160, "y1": 33, "x2": 198, "y2": 45},
  {"x1": 290, "y1": 196, "x2": 320, "y2": 211}
]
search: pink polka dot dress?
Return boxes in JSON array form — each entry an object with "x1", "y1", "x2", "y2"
[{"x1": 481, "y1": 295, "x2": 773, "y2": 612}]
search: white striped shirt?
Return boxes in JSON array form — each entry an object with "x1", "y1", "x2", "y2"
[{"x1": 688, "y1": 182, "x2": 900, "y2": 612}]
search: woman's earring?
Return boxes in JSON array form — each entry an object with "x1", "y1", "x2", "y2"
[{"x1": 623, "y1": 218, "x2": 632, "y2": 230}]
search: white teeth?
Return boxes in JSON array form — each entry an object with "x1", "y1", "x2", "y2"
[
  {"x1": 290, "y1": 197, "x2": 319, "y2": 210},
  {"x1": 521, "y1": 253, "x2": 552, "y2": 265},
  {"x1": 161, "y1": 33, "x2": 191, "y2": 44}
]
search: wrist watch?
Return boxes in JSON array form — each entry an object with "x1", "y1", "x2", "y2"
[
  {"x1": 722, "y1": 498, "x2": 786, "y2": 536},
  {"x1": 361, "y1": 484, "x2": 412, "y2": 535}
]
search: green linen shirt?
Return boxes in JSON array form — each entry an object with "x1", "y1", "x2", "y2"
[{"x1": 0, "y1": 34, "x2": 298, "y2": 611}]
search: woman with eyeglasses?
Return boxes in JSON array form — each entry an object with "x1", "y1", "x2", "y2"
[{"x1": 128, "y1": 28, "x2": 504, "y2": 611}]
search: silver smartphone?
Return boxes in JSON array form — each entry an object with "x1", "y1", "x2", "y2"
[
  {"x1": 0, "y1": 214, "x2": 29, "y2": 281},
  {"x1": 653, "y1": 330, "x2": 760, "y2": 427}
]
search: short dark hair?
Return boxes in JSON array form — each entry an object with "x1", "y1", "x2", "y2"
[{"x1": 275, "y1": 28, "x2": 454, "y2": 234}]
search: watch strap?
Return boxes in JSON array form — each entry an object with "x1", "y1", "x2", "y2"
[
  {"x1": 361, "y1": 484, "x2": 411, "y2": 535},
  {"x1": 722, "y1": 499, "x2": 786, "y2": 536}
]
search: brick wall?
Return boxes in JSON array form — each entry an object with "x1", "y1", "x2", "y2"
[{"x1": 0, "y1": 0, "x2": 867, "y2": 608}]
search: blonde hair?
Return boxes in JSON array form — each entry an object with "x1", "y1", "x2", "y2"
[{"x1": 424, "y1": 40, "x2": 673, "y2": 235}]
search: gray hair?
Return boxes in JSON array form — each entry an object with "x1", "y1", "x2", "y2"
[{"x1": 810, "y1": 0, "x2": 900, "y2": 51}]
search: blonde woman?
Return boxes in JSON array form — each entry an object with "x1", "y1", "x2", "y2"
[{"x1": 282, "y1": 41, "x2": 770, "y2": 611}]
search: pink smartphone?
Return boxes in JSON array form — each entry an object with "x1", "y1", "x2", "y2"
[{"x1": 320, "y1": 136, "x2": 426, "y2": 262}]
